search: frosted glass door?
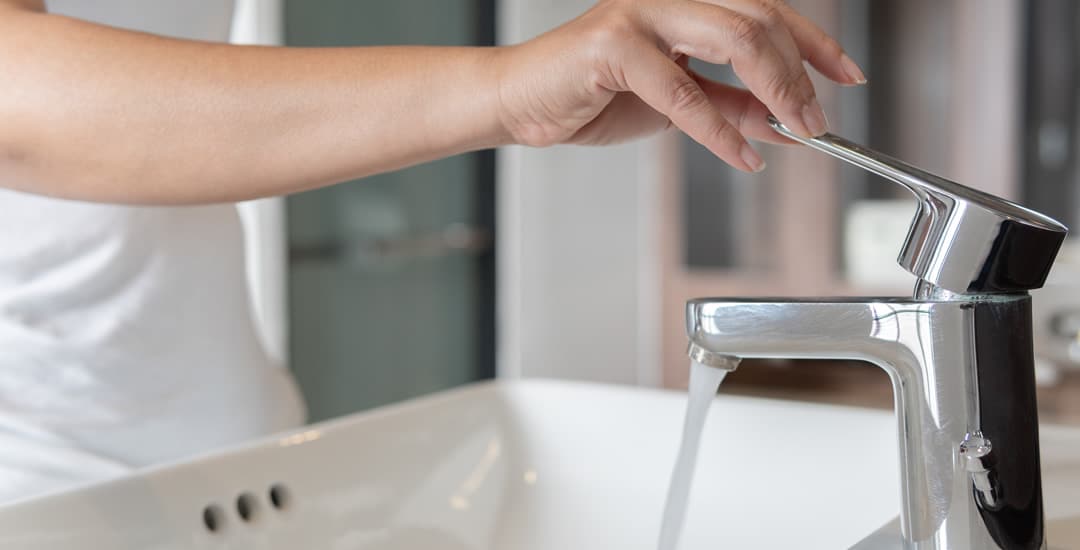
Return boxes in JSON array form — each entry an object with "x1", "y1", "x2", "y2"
[{"x1": 285, "y1": 1, "x2": 495, "y2": 421}]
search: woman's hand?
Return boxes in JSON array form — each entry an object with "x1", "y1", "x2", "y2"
[{"x1": 495, "y1": 0, "x2": 866, "y2": 172}]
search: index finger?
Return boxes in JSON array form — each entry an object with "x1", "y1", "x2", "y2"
[
  {"x1": 649, "y1": 2, "x2": 827, "y2": 137},
  {"x1": 620, "y1": 42, "x2": 766, "y2": 172}
]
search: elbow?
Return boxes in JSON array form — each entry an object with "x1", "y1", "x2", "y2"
[
  {"x1": 0, "y1": 154, "x2": 36, "y2": 198},
  {"x1": 0, "y1": 126, "x2": 34, "y2": 181},
  {"x1": 0, "y1": 139, "x2": 30, "y2": 167},
  {"x1": 0, "y1": 124, "x2": 47, "y2": 196},
  {"x1": 0, "y1": 139, "x2": 27, "y2": 179}
]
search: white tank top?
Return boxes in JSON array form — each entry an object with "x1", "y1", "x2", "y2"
[{"x1": 0, "y1": 0, "x2": 304, "y2": 503}]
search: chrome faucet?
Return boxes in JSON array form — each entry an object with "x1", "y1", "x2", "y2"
[{"x1": 686, "y1": 117, "x2": 1068, "y2": 550}]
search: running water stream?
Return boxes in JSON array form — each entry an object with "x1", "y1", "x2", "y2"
[{"x1": 657, "y1": 360, "x2": 729, "y2": 550}]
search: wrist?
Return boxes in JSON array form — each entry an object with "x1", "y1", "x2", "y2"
[
  {"x1": 482, "y1": 45, "x2": 518, "y2": 148},
  {"x1": 487, "y1": 40, "x2": 555, "y2": 148}
]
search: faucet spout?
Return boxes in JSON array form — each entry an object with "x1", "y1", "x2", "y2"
[{"x1": 686, "y1": 295, "x2": 1044, "y2": 550}]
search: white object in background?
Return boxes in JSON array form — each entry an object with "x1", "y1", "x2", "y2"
[
  {"x1": 1032, "y1": 239, "x2": 1080, "y2": 382},
  {"x1": 231, "y1": 0, "x2": 290, "y2": 368},
  {"x1": 231, "y1": 0, "x2": 282, "y2": 45},
  {"x1": 497, "y1": 0, "x2": 662, "y2": 386},
  {"x1": 844, "y1": 199, "x2": 917, "y2": 290}
]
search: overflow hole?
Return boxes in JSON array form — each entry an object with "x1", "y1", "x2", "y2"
[
  {"x1": 236, "y1": 492, "x2": 259, "y2": 523},
  {"x1": 269, "y1": 483, "x2": 291, "y2": 511},
  {"x1": 202, "y1": 504, "x2": 225, "y2": 533}
]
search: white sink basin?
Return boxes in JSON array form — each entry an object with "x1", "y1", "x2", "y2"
[{"x1": 1, "y1": 380, "x2": 1078, "y2": 549}]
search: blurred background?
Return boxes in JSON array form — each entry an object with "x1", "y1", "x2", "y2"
[{"x1": 233, "y1": 0, "x2": 1080, "y2": 424}]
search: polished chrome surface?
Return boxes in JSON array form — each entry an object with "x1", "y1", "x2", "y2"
[
  {"x1": 686, "y1": 120, "x2": 1067, "y2": 548},
  {"x1": 687, "y1": 296, "x2": 1045, "y2": 549},
  {"x1": 768, "y1": 116, "x2": 1067, "y2": 295}
]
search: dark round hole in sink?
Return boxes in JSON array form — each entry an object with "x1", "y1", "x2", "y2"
[
  {"x1": 202, "y1": 504, "x2": 225, "y2": 533},
  {"x1": 236, "y1": 492, "x2": 259, "y2": 523},
  {"x1": 269, "y1": 484, "x2": 291, "y2": 511}
]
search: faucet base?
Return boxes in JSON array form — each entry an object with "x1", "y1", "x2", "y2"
[
  {"x1": 849, "y1": 519, "x2": 1051, "y2": 550},
  {"x1": 687, "y1": 294, "x2": 1045, "y2": 549}
]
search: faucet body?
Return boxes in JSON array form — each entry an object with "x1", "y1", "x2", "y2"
[
  {"x1": 685, "y1": 119, "x2": 1066, "y2": 549},
  {"x1": 687, "y1": 287, "x2": 1044, "y2": 549}
]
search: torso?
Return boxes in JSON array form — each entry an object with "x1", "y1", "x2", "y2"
[{"x1": 0, "y1": 0, "x2": 304, "y2": 503}]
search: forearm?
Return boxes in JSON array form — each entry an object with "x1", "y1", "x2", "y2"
[{"x1": 0, "y1": 11, "x2": 509, "y2": 204}]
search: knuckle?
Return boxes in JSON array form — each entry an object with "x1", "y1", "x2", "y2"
[
  {"x1": 766, "y1": 0, "x2": 796, "y2": 17},
  {"x1": 757, "y1": 4, "x2": 785, "y2": 29},
  {"x1": 706, "y1": 120, "x2": 744, "y2": 152},
  {"x1": 729, "y1": 14, "x2": 767, "y2": 53},
  {"x1": 586, "y1": 15, "x2": 637, "y2": 52},
  {"x1": 766, "y1": 67, "x2": 812, "y2": 104},
  {"x1": 583, "y1": 0, "x2": 644, "y2": 50},
  {"x1": 668, "y1": 78, "x2": 708, "y2": 113}
]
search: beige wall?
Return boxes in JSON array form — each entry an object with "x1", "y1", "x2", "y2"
[{"x1": 496, "y1": 0, "x2": 664, "y2": 386}]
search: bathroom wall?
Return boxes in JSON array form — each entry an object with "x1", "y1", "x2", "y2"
[{"x1": 496, "y1": 0, "x2": 664, "y2": 386}]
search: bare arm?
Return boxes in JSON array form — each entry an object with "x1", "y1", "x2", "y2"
[
  {"x1": 0, "y1": 0, "x2": 864, "y2": 205},
  {"x1": 0, "y1": 2, "x2": 506, "y2": 203}
]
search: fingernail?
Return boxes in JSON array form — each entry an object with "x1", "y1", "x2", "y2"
[
  {"x1": 840, "y1": 54, "x2": 867, "y2": 85},
  {"x1": 740, "y1": 143, "x2": 766, "y2": 173},
  {"x1": 802, "y1": 100, "x2": 829, "y2": 137}
]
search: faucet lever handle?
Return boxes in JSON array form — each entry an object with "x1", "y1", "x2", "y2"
[{"x1": 768, "y1": 116, "x2": 1068, "y2": 294}]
